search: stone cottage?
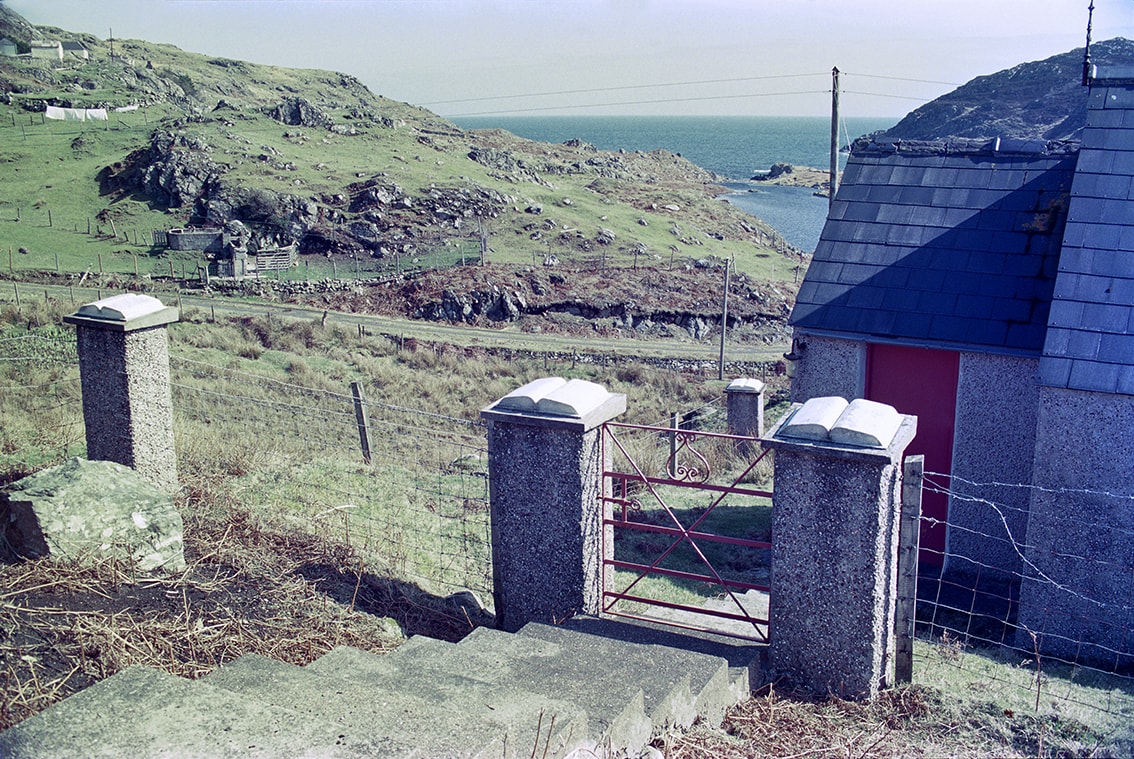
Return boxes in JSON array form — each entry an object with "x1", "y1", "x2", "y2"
[{"x1": 787, "y1": 65, "x2": 1134, "y2": 667}]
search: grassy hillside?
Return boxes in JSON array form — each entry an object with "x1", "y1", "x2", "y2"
[{"x1": 0, "y1": 14, "x2": 802, "y2": 291}]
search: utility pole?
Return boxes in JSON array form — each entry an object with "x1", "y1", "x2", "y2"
[
  {"x1": 718, "y1": 257, "x2": 731, "y2": 381},
  {"x1": 478, "y1": 216, "x2": 488, "y2": 265},
  {"x1": 1083, "y1": 1, "x2": 1095, "y2": 86},
  {"x1": 829, "y1": 66, "x2": 840, "y2": 208}
]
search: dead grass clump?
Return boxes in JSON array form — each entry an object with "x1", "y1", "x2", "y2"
[
  {"x1": 709, "y1": 683, "x2": 1015, "y2": 758},
  {"x1": 0, "y1": 493, "x2": 407, "y2": 732}
]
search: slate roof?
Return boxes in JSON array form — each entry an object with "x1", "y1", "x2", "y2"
[
  {"x1": 790, "y1": 139, "x2": 1077, "y2": 354},
  {"x1": 1038, "y1": 70, "x2": 1134, "y2": 396}
]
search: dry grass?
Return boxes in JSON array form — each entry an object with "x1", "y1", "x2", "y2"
[
  {"x1": 655, "y1": 682, "x2": 1107, "y2": 758},
  {"x1": 0, "y1": 484, "x2": 446, "y2": 732}
]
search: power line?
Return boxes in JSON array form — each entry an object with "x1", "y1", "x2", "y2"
[
  {"x1": 844, "y1": 89, "x2": 944, "y2": 102},
  {"x1": 845, "y1": 72, "x2": 963, "y2": 87},
  {"x1": 422, "y1": 72, "x2": 829, "y2": 107},
  {"x1": 446, "y1": 90, "x2": 830, "y2": 118}
]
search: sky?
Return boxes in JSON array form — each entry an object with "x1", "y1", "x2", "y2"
[{"x1": 6, "y1": 0, "x2": 1134, "y2": 119}]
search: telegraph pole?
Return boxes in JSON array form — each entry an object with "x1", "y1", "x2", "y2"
[
  {"x1": 718, "y1": 257, "x2": 731, "y2": 381},
  {"x1": 1083, "y1": 1, "x2": 1095, "y2": 86},
  {"x1": 829, "y1": 66, "x2": 840, "y2": 208}
]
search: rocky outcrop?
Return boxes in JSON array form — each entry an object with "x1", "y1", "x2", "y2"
[
  {"x1": 881, "y1": 38, "x2": 1134, "y2": 142},
  {"x1": 267, "y1": 97, "x2": 335, "y2": 129},
  {"x1": 137, "y1": 129, "x2": 224, "y2": 209},
  {"x1": 1, "y1": 458, "x2": 185, "y2": 572}
]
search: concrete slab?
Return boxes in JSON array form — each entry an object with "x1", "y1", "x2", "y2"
[
  {"x1": 547, "y1": 615, "x2": 766, "y2": 702},
  {"x1": 515, "y1": 622, "x2": 736, "y2": 730},
  {"x1": 0, "y1": 665, "x2": 402, "y2": 758},
  {"x1": 204, "y1": 652, "x2": 590, "y2": 759},
  {"x1": 452, "y1": 626, "x2": 653, "y2": 754},
  {"x1": 306, "y1": 635, "x2": 453, "y2": 681}
]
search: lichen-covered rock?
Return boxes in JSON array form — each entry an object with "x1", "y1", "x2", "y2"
[{"x1": 1, "y1": 458, "x2": 185, "y2": 572}]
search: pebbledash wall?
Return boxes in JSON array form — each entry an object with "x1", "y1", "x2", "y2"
[
  {"x1": 790, "y1": 333, "x2": 1134, "y2": 668},
  {"x1": 789, "y1": 335, "x2": 1040, "y2": 584},
  {"x1": 1019, "y1": 387, "x2": 1134, "y2": 667}
]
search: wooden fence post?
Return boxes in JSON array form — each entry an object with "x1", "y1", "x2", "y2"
[
  {"x1": 895, "y1": 454, "x2": 924, "y2": 685},
  {"x1": 668, "y1": 411, "x2": 680, "y2": 477},
  {"x1": 350, "y1": 381, "x2": 373, "y2": 465}
]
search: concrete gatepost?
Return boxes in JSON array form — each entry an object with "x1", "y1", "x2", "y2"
[
  {"x1": 64, "y1": 293, "x2": 180, "y2": 493},
  {"x1": 725, "y1": 378, "x2": 765, "y2": 438},
  {"x1": 481, "y1": 377, "x2": 626, "y2": 633},
  {"x1": 761, "y1": 396, "x2": 916, "y2": 700}
]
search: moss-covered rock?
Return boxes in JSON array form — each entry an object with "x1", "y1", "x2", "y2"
[{"x1": 1, "y1": 457, "x2": 185, "y2": 572}]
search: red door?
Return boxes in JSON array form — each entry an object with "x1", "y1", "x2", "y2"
[{"x1": 865, "y1": 344, "x2": 958, "y2": 567}]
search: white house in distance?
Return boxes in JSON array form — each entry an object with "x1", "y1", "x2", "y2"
[
  {"x1": 0, "y1": 37, "x2": 18, "y2": 57},
  {"x1": 788, "y1": 64, "x2": 1134, "y2": 669},
  {"x1": 29, "y1": 40, "x2": 63, "y2": 62}
]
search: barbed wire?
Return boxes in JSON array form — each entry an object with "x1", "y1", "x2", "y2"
[
  {"x1": 921, "y1": 472, "x2": 1134, "y2": 612},
  {"x1": 911, "y1": 470, "x2": 1134, "y2": 717}
]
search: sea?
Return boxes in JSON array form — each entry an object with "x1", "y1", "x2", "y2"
[{"x1": 452, "y1": 116, "x2": 896, "y2": 251}]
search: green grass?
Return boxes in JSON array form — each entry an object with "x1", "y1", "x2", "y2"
[
  {"x1": 0, "y1": 41, "x2": 802, "y2": 286},
  {"x1": 0, "y1": 106, "x2": 201, "y2": 276},
  {"x1": 914, "y1": 636, "x2": 1134, "y2": 749}
]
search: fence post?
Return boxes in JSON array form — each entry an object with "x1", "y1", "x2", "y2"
[
  {"x1": 761, "y1": 399, "x2": 917, "y2": 700},
  {"x1": 895, "y1": 454, "x2": 924, "y2": 685},
  {"x1": 63, "y1": 293, "x2": 180, "y2": 492},
  {"x1": 668, "y1": 410, "x2": 680, "y2": 477},
  {"x1": 481, "y1": 378, "x2": 626, "y2": 632},
  {"x1": 350, "y1": 381, "x2": 373, "y2": 465},
  {"x1": 725, "y1": 378, "x2": 766, "y2": 439}
]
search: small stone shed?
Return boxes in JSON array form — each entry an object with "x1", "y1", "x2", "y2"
[{"x1": 788, "y1": 65, "x2": 1134, "y2": 666}]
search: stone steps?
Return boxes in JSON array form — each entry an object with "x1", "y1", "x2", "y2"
[{"x1": 0, "y1": 618, "x2": 761, "y2": 758}]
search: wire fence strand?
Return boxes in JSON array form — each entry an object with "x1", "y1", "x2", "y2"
[
  {"x1": 169, "y1": 359, "x2": 493, "y2": 604},
  {"x1": 910, "y1": 470, "x2": 1134, "y2": 732}
]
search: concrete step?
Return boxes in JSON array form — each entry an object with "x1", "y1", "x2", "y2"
[
  {"x1": 205, "y1": 650, "x2": 590, "y2": 759},
  {"x1": 310, "y1": 629, "x2": 657, "y2": 756},
  {"x1": 548, "y1": 614, "x2": 767, "y2": 702},
  {"x1": 1, "y1": 622, "x2": 754, "y2": 759},
  {"x1": 0, "y1": 664, "x2": 401, "y2": 759},
  {"x1": 516, "y1": 621, "x2": 738, "y2": 731},
  {"x1": 453, "y1": 626, "x2": 655, "y2": 755}
]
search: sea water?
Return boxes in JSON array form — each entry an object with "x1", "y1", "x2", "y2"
[{"x1": 453, "y1": 115, "x2": 896, "y2": 250}]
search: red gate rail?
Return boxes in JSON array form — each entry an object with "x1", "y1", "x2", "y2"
[{"x1": 600, "y1": 420, "x2": 773, "y2": 642}]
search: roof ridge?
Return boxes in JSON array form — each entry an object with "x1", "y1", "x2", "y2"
[{"x1": 850, "y1": 137, "x2": 1080, "y2": 158}]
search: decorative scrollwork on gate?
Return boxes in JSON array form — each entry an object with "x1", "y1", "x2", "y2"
[{"x1": 665, "y1": 431, "x2": 711, "y2": 484}]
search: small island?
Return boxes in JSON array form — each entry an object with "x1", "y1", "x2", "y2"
[{"x1": 750, "y1": 162, "x2": 834, "y2": 196}]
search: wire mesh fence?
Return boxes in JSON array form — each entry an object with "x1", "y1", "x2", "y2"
[
  {"x1": 909, "y1": 471, "x2": 1134, "y2": 738},
  {"x1": 169, "y1": 357, "x2": 493, "y2": 605},
  {"x1": 0, "y1": 331, "x2": 84, "y2": 479}
]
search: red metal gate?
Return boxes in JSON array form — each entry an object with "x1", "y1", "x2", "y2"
[{"x1": 600, "y1": 421, "x2": 772, "y2": 642}]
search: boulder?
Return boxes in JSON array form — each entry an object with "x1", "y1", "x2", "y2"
[
  {"x1": 267, "y1": 97, "x2": 333, "y2": 129},
  {"x1": 1, "y1": 458, "x2": 185, "y2": 572}
]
